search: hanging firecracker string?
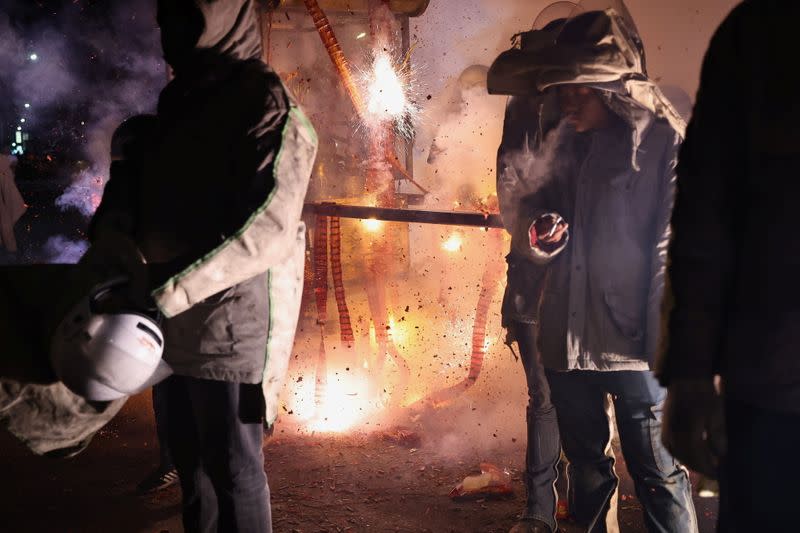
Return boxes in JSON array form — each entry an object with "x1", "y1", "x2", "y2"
[{"x1": 329, "y1": 216, "x2": 355, "y2": 346}]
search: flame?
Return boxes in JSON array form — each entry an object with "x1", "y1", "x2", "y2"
[
  {"x1": 361, "y1": 218, "x2": 383, "y2": 232},
  {"x1": 442, "y1": 232, "x2": 463, "y2": 253},
  {"x1": 366, "y1": 53, "x2": 408, "y2": 119}
]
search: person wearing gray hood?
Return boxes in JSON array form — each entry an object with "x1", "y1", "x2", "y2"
[
  {"x1": 490, "y1": 5, "x2": 696, "y2": 532},
  {"x1": 121, "y1": 1, "x2": 318, "y2": 531}
]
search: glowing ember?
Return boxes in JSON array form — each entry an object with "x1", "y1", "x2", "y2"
[
  {"x1": 361, "y1": 218, "x2": 383, "y2": 232},
  {"x1": 442, "y1": 232, "x2": 463, "y2": 252}
]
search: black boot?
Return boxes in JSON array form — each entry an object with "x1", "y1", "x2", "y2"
[{"x1": 508, "y1": 517, "x2": 553, "y2": 533}]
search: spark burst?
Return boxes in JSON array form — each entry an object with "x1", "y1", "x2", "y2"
[{"x1": 357, "y1": 48, "x2": 418, "y2": 139}]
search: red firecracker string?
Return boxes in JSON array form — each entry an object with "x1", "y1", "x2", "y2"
[{"x1": 329, "y1": 216, "x2": 355, "y2": 346}]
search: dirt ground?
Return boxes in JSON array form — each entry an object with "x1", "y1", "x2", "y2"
[{"x1": 0, "y1": 392, "x2": 718, "y2": 533}]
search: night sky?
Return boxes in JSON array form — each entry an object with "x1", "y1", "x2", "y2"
[{"x1": 1, "y1": 0, "x2": 163, "y2": 160}]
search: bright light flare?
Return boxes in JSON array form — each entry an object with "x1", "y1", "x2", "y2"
[
  {"x1": 288, "y1": 370, "x2": 377, "y2": 433},
  {"x1": 366, "y1": 53, "x2": 407, "y2": 119},
  {"x1": 29, "y1": 53, "x2": 38, "y2": 61},
  {"x1": 361, "y1": 218, "x2": 383, "y2": 232},
  {"x1": 387, "y1": 314, "x2": 410, "y2": 346},
  {"x1": 442, "y1": 232, "x2": 464, "y2": 253}
]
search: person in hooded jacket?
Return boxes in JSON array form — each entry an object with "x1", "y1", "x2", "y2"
[
  {"x1": 494, "y1": 9, "x2": 697, "y2": 533},
  {"x1": 659, "y1": 1, "x2": 800, "y2": 530},
  {"x1": 116, "y1": 1, "x2": 318, "y2": 531}
]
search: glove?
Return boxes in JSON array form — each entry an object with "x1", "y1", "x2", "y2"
[
  {"x1": 529, "y1": 213, "x2": 568, "y2": 252},
  {"x1": 662, "y1": 378, "x2": 726, "y2": 479}
]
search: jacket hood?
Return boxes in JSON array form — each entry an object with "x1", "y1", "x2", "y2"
[
  {"x1": 157, "y1": 0, "x2": 262, "y2": 71},
  {"x1": 488, "y1": 8, "x2": 685, "y2": 140},
  {"x1": 490, "y1": 8, "x2": 684, "y2": 169}
]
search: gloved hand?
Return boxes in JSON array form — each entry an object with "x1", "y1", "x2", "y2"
[
  {"x1": 662, "y1": 378, "x2": 726, "y2": 479},
  {"x1": 529, "y1": 213, "x2": 568, "y2": 250}
]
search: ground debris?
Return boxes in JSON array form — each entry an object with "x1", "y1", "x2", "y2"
[
  {"x1": 380, "y1": 426, "x2": 421, "y2": 448},
  {"x1": 449, "y1": 462, "x2": 514, "y2": 500}
]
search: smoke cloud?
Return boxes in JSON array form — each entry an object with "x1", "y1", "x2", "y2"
[
  {"x1": 42, "y1": 235, "x2": 88, "y2": 264},
  {"x1": 2, "y1": 2, "x2": 162, "y2": 214}
]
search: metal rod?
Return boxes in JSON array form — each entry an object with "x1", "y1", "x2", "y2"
[{"x1": 303, "y1": 203, "x2": 504, "y2": 228}]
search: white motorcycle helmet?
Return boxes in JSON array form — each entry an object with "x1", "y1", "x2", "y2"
[{"x1": 50, "y1": 277, "x2": 171, "y2": 401}]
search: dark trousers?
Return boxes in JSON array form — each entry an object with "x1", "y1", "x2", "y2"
[
  {"x1": 720, "y1": 399, "x2": 800, "y2": 532},
  {"x1": 164, "y1": 375, "x2": 271, "y2": 533},
  {"x1": 546, "y1": 370, "x2": 697, "y2": 533},
  {"x1": 514, "y1": 322, "x2": 561, "y2": 531},
  {"x1": 152, "y1": 381, "x2": 173, "y2": 469}
]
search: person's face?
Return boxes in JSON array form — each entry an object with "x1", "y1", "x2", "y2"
[{"x1": 557, "y1": 85, "x2": 610, "y2": 132}]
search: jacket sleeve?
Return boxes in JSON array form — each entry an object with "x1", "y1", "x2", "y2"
[
  {"x1": 496, "y1": 97, "x2": 528, "y2": 234},
  {"x1": 152, "y1": 98, "x2": 319, "y2": 318},
  {"x1": 655, "y1": 8, "x2": 744, "y2": 384},
  {"x1": 645, "y1": 135, "x2": 678, "y2": 362},
  {"x1": 497, "y1": 96, "x2": 568, "y2": 265}
]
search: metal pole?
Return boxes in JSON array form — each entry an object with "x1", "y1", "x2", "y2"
[{"x1": 303, "y1": 203, "x2": 504, "y2": 228}]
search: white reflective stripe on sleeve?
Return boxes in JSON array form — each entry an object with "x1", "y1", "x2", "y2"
[{"x1": 153, "y1": 106, "x2": 318, "y2": 318}]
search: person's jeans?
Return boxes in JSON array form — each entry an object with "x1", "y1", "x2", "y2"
[
  {"x1": 513, "y1": 322, "x2": 561, "y2": 531},
  {"x1": 165, "y1": 375, "x2": 271, "y2": 533},
  {"x1": 546, "y1": 370, "x2": 697, "y2": 533},
  {"x1": 720, "y1": 398, "x2": 800, "y2": 532}
]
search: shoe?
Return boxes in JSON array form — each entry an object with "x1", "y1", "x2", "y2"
[
  {"x1": 136, "y1": 467, "x2": 179, "y2": 494},
  {"x1": 508, "y1": 517, "x2": 552, "y2": 533}
]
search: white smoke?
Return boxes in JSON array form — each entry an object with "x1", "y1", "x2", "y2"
[
  {"x1": 2, "y1": 2, "x2": 162, "y2": 220},
  {"x1": 416, "y1": 83, "x2": 506, "y2": 207},
  {"x1": 42, "y1": 235, "x2": 89, "y2": 264},
  {"x1": 0, "y1": 13, "x2": 79, "y2": 112},
  {"x1": 55, "y1": 169, "x2": 105, "y2": 217}
]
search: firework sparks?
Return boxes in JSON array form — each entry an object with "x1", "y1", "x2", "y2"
[
  {"x1": 358, "y1": 49, "x2": 418, "y2": 139},
  {"x1": 367, "y1": 53, "x2": 406, "y2": 118}
]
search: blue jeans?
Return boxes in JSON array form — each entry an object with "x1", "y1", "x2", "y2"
[
  {"x1": 546, "y1": 370, "x2": 697, "y2": 533},
  {"x1": 514, "y1": 322, "x2": 561, "y2": 531},
  {"x1": 165, "y1": 375, "x2": 271, "y2": 533}
]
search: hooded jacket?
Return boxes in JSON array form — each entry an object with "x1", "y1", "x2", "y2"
[
  {"x1": 138, "y1": 0, "x2": 317, "y2": 422},
  {"x1": 493, "y1": 9, "x2": 681, "y2": 371},
  {"x1": 657, "y1": 1, "x2": 800, "y2": 413}
]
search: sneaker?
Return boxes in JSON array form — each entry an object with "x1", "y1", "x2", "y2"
[{"x1": 136, "y1": 467, "x2": 179, "y2": 494}]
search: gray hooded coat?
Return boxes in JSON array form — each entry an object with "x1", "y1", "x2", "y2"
[
  {"x1": 491, "y1": 9, "x2": 682, "y2": 371},
  {"x1": 141, "y1": 0, "x2": 317, "y2": 423}
]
